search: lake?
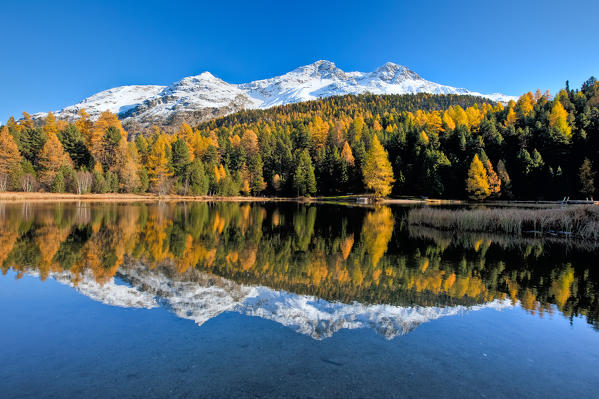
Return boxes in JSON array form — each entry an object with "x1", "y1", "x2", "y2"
[{"x1": 1, "y1": 201, "x2": 598, "y2": 398}]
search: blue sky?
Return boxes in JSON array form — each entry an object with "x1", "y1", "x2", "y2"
[{"x1": 1, "y1": 0, "x2": 598, "y2": 122}]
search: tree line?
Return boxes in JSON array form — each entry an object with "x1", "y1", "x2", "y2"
[{"x1": 1, "y1": 79, "x2": 598, "y2": 199}]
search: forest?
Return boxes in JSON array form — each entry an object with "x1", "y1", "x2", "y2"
[{"x1": 1, "y1": 77, "x2": 598, "y2": 200}]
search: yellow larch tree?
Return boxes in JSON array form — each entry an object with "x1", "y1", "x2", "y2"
[
  {"x1": 362, "y1": 135, "x2": 395, "y2": 197},
  {"x1": 484, "y1": 159, "x2": 501, "y2": 197},
  {"x1": 0, "y1": 126, "x2": 22, "y2": 190},
  {"x1": 146, "y1": 134, "x2": 173, "y2": 194},
  {"x1": 38, "y1": 132, "x2": 73, "y2": 188},
  {"x1": 340, "y1": 141, "x2": 355, "y2": 166},
  {"x1": 75, "y1": 109, "x2": 93, "y2": 142},
  {"x1": 466, "y1": 154, "x2": 490, "y2": 200},
  {"x1": 504, "y1": 106, "x2": 517, "y2": 127},
  {"x1": 548, "y1": 101, "x2": 572, "y2": 139},
  {"x1": 43, "y1": 112, "x2": 59, "y2": 136}
]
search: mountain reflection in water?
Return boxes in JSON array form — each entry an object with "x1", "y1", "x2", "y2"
[{"x1": 1, "y1": 201, "x2": 597, "y2": 338}]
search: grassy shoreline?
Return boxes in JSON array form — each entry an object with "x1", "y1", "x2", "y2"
[
  {"x1": 407, "y1": 205, "x2": 599, "y2": 240},
  {"x1": 0, "y1": 192, "x2": 465, "y2": 204}
]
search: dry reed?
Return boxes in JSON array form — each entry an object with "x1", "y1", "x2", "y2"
[{"x1": 407, "y1": 205, "x2": 599, "y2": 241}]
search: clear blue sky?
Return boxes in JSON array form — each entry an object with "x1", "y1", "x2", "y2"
[{"x1": 1, "y1": 0, "x2": 598, "y2": 123}]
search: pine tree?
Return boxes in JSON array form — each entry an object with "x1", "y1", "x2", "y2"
[
  {"x1": 466, "y1": 154, "x2": 490, "y2": 200},
  {"x1": 362, "y1": 135, "x2": 395, "y2": 197},
  {"x1": 496, "y1": 160, "x2": 512, "y2": 198},
  {"x1": 188, "y1": 160, "x2": 209, "y2": 195},
  {"x1": 579, "y1": 158, "x2": 595, "y2": 198},
  {"x1": 293, "y1": 149, "x2": 316, "y2": 196},
  {"x1": 58, "y1": 124, "x2": 94, "y2": 170}
]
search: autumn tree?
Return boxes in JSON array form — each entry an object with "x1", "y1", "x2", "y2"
[
  {"x1": 362, "y1": 135, "x2": 394, "y2": 197},
  {"x1": 43, "y1": 112, "x2": 59, "y2": 136},
  {"x1": 146, "y1": 134, "x2": 173, "y2": 194},
  {"x1": 0, "y1": 126, "x2": 22, "y2": 191},
  {"x1": 484, "y1": 159, "x2": 501, "y2": 197},
  {"x1": 466, "y1": 154, "x2": 490, "y2": 200},
  {"x1": 548, "y1": 101, "x2": 572, "y2": 140},
  {"x1": 38, "y1": 133, "x2": 73, "y2": 189}
]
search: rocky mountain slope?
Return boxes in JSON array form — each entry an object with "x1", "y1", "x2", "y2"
[{"x1": 34, "y1": 61, "x2": 516, "y2": 132}]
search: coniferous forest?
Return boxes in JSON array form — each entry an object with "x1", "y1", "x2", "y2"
[{"x1": 1, "y1": 78, "x2": 598, "y2": 200}]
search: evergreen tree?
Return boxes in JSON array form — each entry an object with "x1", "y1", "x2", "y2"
[
  {"x1": 171, "y1": 137, "x2": 191, "y2": 179},
  {"x1": 293, "y1": 149, "x2": 316, "y2": 196},
  {"x1": 496, "y1": 160, "x2": 512, "y2": 198},
  {"x1": 579, "y1": 158, "x2": 595, "y2": 198},
  {"x1": 188, "y1": 160, "x2": 209, "y2": 195},
  {"x1": 58, "y1": 124, "x2": 94, "y2": 170}
]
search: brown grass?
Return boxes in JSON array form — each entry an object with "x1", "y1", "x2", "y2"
[
  {"x1": 407, "y1": 205, "x2": 599, "y2": 241},
  {"x1": 0, "y1": 192, "x2": 298, "y2": 203}
]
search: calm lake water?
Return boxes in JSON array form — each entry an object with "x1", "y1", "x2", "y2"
[{"x1": 1, "y1": 201, "x2": 598, "y2": 398}]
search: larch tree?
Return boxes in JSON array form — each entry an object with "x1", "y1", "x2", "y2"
[
  {"x1": 504, "y1": 106, "x2": 517, "y2": 127},
  {"x1": 466, "y1": 154, "x2": 490, "y2": 200},
  {"x1": 0, "y1": 126, "x2": 22, "y2": 191},
  {"x1": 548, "y1": 101, "x2": 572, "y2": 140},
  {"x1": 484, "y1": 159, "x2": 501, "y2": 197},
  {"x1": 90, "y1": 111, "x2": 126, "y2": 161},
  {"x1": 38, "y1": 133, "x2": 73, "y2": 189},
  {"x1": 340, "y1": 141, "x2": 355, "y2": 166},
  {"x1": 43, "y1": 112, "x2": 59, "y2": 136},
  {"x1": 75, "y1": 109, "x2": 93, "y2": 143},
  {"x1": 241, "y1": 129, "x2": 259, "y2": 157},
  {"x1": 146, "y1": 134, "x2": 173, "y2": 194},
  {"x1": 362, "y1": 135, "x2": 395, "y2": 198}
]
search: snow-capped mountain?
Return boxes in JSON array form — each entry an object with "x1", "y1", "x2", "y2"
[
  {"x1": 24, "y1": 262, "x2": 513, "y2": 340},
  {"x1": 35, "y1": 60, "x2": 516, "y2": 132}
]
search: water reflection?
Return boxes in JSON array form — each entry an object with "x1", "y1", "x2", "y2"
[{"x1": 1, "y1": 202, "x2": 597, "y2": 338}]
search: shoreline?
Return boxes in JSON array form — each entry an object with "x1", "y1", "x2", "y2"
[
  {"x1": 0, "y1": 192, "x2": 461, "y2": 204},
  {"x1": 0, "y1": 192, "x2": 595, "y2": 206}
]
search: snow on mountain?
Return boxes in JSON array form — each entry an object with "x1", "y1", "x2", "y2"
[
  {"x1": 33, "y1": 85, "x2": 166, "y2": 121},
  {"x1": 34, "y1": 61, "x2": 516, "y2": 131},
  {"x1": 27, "y1": 263, "x2": 513, "y2": 340}
]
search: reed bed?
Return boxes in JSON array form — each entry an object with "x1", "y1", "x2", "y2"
[{"x1": 407, "y1": 205, "x2": 599, "y2": 241}]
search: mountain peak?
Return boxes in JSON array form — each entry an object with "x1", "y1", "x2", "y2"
[
  {"x1": 292, "y1": 60, "x2": 345, "y2": 79},
  {"x1": 374, "y1": 62, "x2": 421, "y2": 81}
]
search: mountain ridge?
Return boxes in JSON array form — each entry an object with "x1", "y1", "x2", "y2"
[{"x1": 33, "y1": 60, "x2": 517, "y2": 131}]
